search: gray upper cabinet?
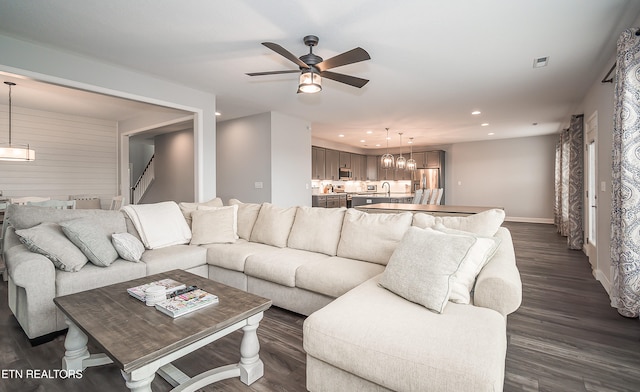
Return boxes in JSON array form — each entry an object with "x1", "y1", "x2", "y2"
[
  {"x1": 325, "y1": 149, "x2": 339, "y2": 180},
  {"x1": 366, "y1": 155, "x2": 378, "y2": 181},
  {"x1": 339, "y1": 152, "x2": 351, "y2": 168},
  {"x1": 426, "y1": 151, "x2": 443, "y2": 168},
  {"x1": 312, "y1": 146, "x2": 326, "y2": 180},
  {"x1": 412, "y1": 152, "x2": 426, "y2": 168},
  {"x1": 351, "y1": 153, "x2": 361, "y2": 180}
]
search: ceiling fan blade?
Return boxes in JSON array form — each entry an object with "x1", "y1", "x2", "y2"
[
  {"x1": 319, "y1": 71, "x2": 369, "y2": 88},
  {"x1": 246, "y1": 70, "x2": 301, "y2": 76},
  {"x1": 262, "y1": 42, "x2": 309, "y2": 69},
  {"x1": 315, "y1": 47, "x2": 371, "y2": 72}
]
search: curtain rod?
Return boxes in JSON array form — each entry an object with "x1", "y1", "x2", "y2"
[{"x1": 602, "y1": 29, "x2": 640, "y2": 83}]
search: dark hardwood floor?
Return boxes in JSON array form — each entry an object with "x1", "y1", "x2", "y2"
[{"x1": 1, "y1": 222, "x2": 639, "y2": 391}]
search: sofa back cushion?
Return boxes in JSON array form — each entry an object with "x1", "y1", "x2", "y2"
[
  {"x1": 336, "y1": 209, "x2": 413, "y2": 265},
  {"x1": 288, "y1": 206, "x2": 346, "y2": 256},
  {"x1": 229, "y1": 199, "x2": 262, "y2": 240},
  {"x1": 249, "y1": 203, "x2": 297, "y2": 248},
  {"x1": 412, "y1": 208, "x2": 505, "y2": 237},
  {"x1": 178, "y1": 197, "x2": 224, "y2": 227},
  {"x1": 6, "y1": 204, "x2": 127, "y2": 234}
]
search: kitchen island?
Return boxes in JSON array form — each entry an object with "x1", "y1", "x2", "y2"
[
  {"x1": 350, "y1": 193, "x2": 414, "y2": 207},
  {"x1": 355, "y1": 203, "x2": 502, "y2": 216}
]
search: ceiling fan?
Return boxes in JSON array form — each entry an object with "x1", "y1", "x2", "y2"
[{"x1": 246, "y1": 35, "x2": 371, "y2": 93}]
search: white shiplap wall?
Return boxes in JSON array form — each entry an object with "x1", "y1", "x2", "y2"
[{"x1": 0, "y1": 105, "x2": 118, "y2": 208}]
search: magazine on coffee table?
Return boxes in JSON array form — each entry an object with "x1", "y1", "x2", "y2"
[
  {"x1": 127, "y1": 278, "x2": 186, "y2": 302},
  {"x1": 155, "y1": 289, "x2": 219, "y2": 318}
]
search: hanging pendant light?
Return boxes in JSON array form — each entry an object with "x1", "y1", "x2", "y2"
[
  {"x1": 380, "y1": 127, "x2": 395, "y2": 169},
  {"x1": 0, "y1": 82, "x2": 35, "y2": 161},
  {"x1": 407, "y1": 137, "x2": 417, "y2": 171},
  {"x1": 396, "y1": 132, "x2": 406, "y2": 170}
]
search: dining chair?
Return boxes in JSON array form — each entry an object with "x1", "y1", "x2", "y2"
[
  {"x1": 420, "y1": 189, "x2": 432, "y2": 205},
  {"x1": 10, "y1": 196, "x2": 50, "y2": 205},
  {"x1": 412, "y1": 189, "x2": 423, "y2": 204},
  {"x1": 110, "y1": 195, "x2": 124, "y2": 210},
  {"x1": 434, "y1": 188, "x2": 444, "y2": 205},
  {"x1": 69, "y1": 194, "x2": 101, "y2": 209},
  {"x1": 428, "y1": 188, "x2": 442, "y2": 205},
  {"x1": 27, "y1": 200, "x2": 76, "y2": 209}
]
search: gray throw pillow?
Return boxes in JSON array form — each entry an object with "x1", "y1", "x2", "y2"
[
  {"x1": 15, "y1": 222, "x2": 88, "y2": 272},
  {"x1": 378, "y1": 227, "x2": 476, "y2": 313},
  {"x1": 60, "y1": 218, "x2": 119, "y2": 267},
  {"x1": 111, "y1": 232, "x2": 145, "y2": 262}
]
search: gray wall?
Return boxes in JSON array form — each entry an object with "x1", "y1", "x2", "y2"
[
  {"x1": 447, "y1": 134, "x2": 557, "y2": 222},
  {"x1": 217, "y1": 111, "x2": 311, "y2": 207},
  {"x1": 217, "y1": 113, "x2": 272, "y2": 204},
  {"x1": 141, "y1": 129, "x2": 194, "y2": 204}
]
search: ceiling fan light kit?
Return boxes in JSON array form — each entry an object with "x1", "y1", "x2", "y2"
[
  {"x1": 0, "y1": 81, "x2": 35, "y2": 162},
  {"x1": 247, "y1": 35, "x2": 370, "y2": 94}
]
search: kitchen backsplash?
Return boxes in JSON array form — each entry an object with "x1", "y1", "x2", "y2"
[{"x1": 311, "y1": 180, "x2": 412, "y2": 194}]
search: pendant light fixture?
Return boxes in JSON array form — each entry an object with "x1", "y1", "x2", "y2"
[
  {"x1": 396, "y1": 132, "x2": 406, "y2": 170},
  {"x1": 0, "y1": 82, "x2": 35, "y2": 161},
  {"x1": 406, "y1": 137, "x2": 417, "y2": 171},
  {"x1": 380, "y1": 127, "x2": 395, "y2": 169}
]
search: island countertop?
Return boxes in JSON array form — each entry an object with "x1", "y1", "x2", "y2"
[{"x1": 354, "y1": 203, "x2": 502, "y2": 216}]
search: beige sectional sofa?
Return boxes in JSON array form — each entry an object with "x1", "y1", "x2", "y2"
[{"x1": 3, "y1": 199, "x2": 521, "y2": 391}]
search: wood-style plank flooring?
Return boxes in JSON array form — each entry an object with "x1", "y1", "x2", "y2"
[{"x1": 1, "y1": 222, "x2": 639, "y2": 391}]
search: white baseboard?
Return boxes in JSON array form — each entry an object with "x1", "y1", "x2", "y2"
[
  {"x1": 594, "y1": 269, "x2": 612, "y2": 296},
  {"x1": 505, "y1": 216, "x2": 554, "y2": 224}
]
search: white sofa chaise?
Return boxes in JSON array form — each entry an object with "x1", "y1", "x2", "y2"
[{"x1": 3, "y1": 200, "x2": 521, "y2": 391}]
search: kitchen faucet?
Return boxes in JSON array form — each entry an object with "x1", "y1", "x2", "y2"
[{"x1": 382, "y1": 181, "x2": 390, "y2": 196}]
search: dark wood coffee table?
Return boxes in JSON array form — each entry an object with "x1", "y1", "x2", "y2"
[{"x1": 54, "y1": 269, "x2": 272, "y2": 392}]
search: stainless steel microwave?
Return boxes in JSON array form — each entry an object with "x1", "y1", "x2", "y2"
[{"x1": 338, "y1": 167, "x2": 352, "y2": 180}]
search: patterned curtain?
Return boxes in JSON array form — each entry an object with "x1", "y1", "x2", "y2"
[
  {"x1": 554, "y1": 115, "x2": 584, "y2": 250},
  {"x1": 611, "y1": 28, "x2": 640, "y2": 318}
]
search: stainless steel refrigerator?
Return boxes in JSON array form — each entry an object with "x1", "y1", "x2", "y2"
[{"x1": 412, "y1": 168, "x2": 444, "y2": 204}]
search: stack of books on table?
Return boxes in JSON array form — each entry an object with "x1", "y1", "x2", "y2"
[
  {"x1": 154, "y1": 289, "x2": 219, "y2": 318},
  {"x1": 127, "y1": 278, "x2": 186, "y2": 302}
]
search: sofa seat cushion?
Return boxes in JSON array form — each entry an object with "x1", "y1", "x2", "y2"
[
  {"x1": 296, "y1": 257, "x2": 385, "y2": 298},
  {"x1": 245, "y1": 248, "x2": 330, "y2": 287},
  {"x1": 203, "y1": 240, "x2": 279, "y2": 272},
  {"x1": 141, "y1": 245, "x2": 207, "y2": 275},
  {"x1": 304, "y1": 276, "x2": 507, "y2": 392},
  {"x1": 336, "y1": 209, "x2": 413, "y2": 265},
  {"x1": 56, "y1": 259, "x2": 147, "y2": 297}
]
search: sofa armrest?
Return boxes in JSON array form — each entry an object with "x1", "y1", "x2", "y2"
[
  {"x1": 5, "y1": 239, "x2": 56, "y2": 297},
  {"x1": 473, "y1": 227, "x2": 522, "y2": 316}
]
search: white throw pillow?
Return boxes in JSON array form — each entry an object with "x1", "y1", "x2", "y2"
[
  {"x1": 433, "y1": 223, "x2": 501, "y2": 304},
  {"x1": 437, "y1": 208, "x2": 505, "y2": 237},
  {"x1": 412, "y1": 212, "x2": 438, "y2": 229},
  {"x1": 228, "y1": 199, "x2": 262, "y2": 240},
  {"x1": 178, "y1": 197, "x2": 224, "y2": 227},
  {"x1": 336, "y1": 209, "x2": 413, "y2": 265},
  {"x1": 249, "y1": 203, "x2": 297, "y2": 248},
  {"x1": 111, "y1": 232, "x2": 145, "y2": 262},
  {"x1": 190, "y1": 205, "x2": 238, "y2": 245},
  {"x1": 379, "y1": 227, "x2": 476, "y2": 313},
  {"x1": 288, "y1": 206, "x2": 346, "y2": 256}
]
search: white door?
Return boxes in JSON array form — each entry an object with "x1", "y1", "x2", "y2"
[{"x1": 585, "y1": 112, "x2": 598, "y2": 269}]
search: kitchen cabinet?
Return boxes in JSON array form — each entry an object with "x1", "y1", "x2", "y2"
[
  {"x1": 325, "y1": 149, "x2": 339, "y2": 180},
  {"x1": 366, "y1": 155, "x2": 378, "y2": 180},
  {"x1": 349, "y1": 153, "x2": 367, "y2": 181},
  {"x1": 339, "y1": 152, "x2": 351, "y2": 168},
  {"x1": 312, "y1": 146, "x2": 326, "y2": 180},
  {"x1": 412, "y1": 152, "x2": 426, "y2": 168},
  {"x1": 426, "y1": 150, "x2": 444, "y2": 168},
  {"x1": 313, "y1": 194, "x2": 346, "y2": 208}
]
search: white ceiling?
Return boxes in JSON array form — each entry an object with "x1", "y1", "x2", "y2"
[{"x1": 0, "y1": 0, "x2": 638, "y2": 150}]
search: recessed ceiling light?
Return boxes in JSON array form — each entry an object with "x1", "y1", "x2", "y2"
[
  {"x1": 338, "y1": 134, "x2": 345, "y2": 138},
  {"x1": 481, "y1": 123, "x2": 490, "y2": 127},
  {"x1": 215, "y1": 112, "x2": 221, "y2": 116},
  {"x1": 471, "y1": 110, "x2": 481, "y2": 115},
  {"x1": 360, "y1": 139, "x2": 366, "y2": 143},
  {"x1": 407, "y1": 139, "x2": 413, "y2": 144},
  {"x1": 488, "y1": 132, "x2": 495, "y2": 136},
  {"x1": 375, "y1": 144, "x2": 381, "y2": 147},
  {"x1": 533, "y1": 56, "x2": 549, "y2": 68},
  {"x1": 366, "y1": 130, "x2": 373, "y2": 134}
]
